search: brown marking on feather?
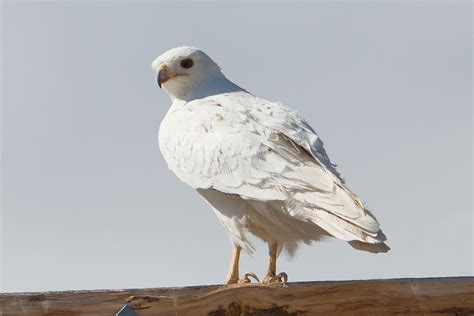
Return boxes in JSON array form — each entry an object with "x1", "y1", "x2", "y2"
[
  {"x1": 216, "y1": 113, "x2": 224, "y2": 121},
  {"x1": 202, "y1": 124, "x2": 209, "y2": 133}
]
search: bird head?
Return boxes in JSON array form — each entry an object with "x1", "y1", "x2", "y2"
[{"x1": 151, "y1": 46, "x2": 229, "y2": 101}]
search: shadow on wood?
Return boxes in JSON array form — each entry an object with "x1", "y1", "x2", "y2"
[{"x1": 1, "y1": 277, "x2": 473, "y2": 315}]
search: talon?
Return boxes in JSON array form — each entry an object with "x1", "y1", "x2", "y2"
[
  {"x1": 276, "y1": 272, "x2": 288, "y2": 283},
  {"x1": 239, "y1": 272, "x2": 260, "y2": 283},
  {"x1": 262, "y1": 272, "x2": 288, "y2": 284}
]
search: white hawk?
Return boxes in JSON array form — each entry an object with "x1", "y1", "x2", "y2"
[{"x1": 152, "y1": 46, "x2": 389, "y2": 284}]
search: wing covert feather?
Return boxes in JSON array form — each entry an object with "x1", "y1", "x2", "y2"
[{"x1": 159, "y1": 92, "x2": 383, "y2": 242}]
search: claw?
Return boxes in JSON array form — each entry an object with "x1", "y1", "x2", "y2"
[
  {"x1": 239, "y1": 272, "x2": 260, "y2": 283},
  {"x1": 262, "y1": 272, "x2": 288, "y2": 284},
  {"x1": 276, "y1": 272, "x2": 288, "y2": 283}
]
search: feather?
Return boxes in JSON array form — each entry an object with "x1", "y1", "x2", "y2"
[{"x1": 159, "y1": 90, "x2": 389, "y2": 254}]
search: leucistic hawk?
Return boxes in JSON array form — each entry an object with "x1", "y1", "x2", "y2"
[{"x1": 152, "y1": 46, "x2": 389, "y2": 285}]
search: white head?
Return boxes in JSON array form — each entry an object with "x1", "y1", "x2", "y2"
[{"x1": 151, "y1": 46, "x2": 242, "y2": 102}]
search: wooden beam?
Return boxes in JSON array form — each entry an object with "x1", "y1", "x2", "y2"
[{"x1": 1, "y1": 277, "x2": 473, "y2": 315}]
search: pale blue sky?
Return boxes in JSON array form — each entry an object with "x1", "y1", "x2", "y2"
[{"x1": 1, "y1": 1, "x2": 472, "y2": 292}]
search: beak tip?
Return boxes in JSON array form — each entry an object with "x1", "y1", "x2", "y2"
[
  {"x1": 157, "y1": 73, "x2": 166, "y2": 89},
  {"x1": 157, "y1": 65, "x2": 168, "y2": 89}
]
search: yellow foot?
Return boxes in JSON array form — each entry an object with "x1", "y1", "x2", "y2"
[
  {"x1": 225, "y1": 272, "x2": 260, "y2": 285},
  {"x1": 262, "y1": 272, "x2": 288, "y2": 284}
]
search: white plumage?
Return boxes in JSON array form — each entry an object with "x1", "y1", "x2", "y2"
[{"x1": 153, "y1": 46, "x2": 389, "y2": 284}]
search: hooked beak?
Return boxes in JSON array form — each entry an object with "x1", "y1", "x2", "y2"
[{"x1": 157, "y1": 64, "x2": 170, "y2": 88}]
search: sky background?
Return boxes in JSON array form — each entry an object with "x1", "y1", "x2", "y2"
[{"x1": 1, "y1": 1, "x2": 472, "y2": 292}]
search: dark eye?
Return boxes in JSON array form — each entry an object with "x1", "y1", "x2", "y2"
[{"x1": 180, "y1": 58, "x2": 194, "y2": 69}]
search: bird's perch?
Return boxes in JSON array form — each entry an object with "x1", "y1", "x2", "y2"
[{"x1": 1, "y1": 277, "x2": 473, "y2": 316}]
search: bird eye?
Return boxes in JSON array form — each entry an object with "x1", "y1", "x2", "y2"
[{"x1": 180, "y1": 58, "x2": 194, "y2": 69}]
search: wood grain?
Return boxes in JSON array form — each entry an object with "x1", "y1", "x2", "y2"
[{"x1": 1, "y1": 277, "x2": 473, "y2": 316}]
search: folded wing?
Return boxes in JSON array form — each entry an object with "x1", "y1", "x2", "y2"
[{"x1": 159, "y1": 92, "x2": 387, "y2": 246}]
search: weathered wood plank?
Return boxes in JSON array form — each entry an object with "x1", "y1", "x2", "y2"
[{"x1": 1, "y1": 277, "x2": 473, "y2": 316}]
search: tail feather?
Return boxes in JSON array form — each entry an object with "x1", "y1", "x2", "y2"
[
  {"x1": 289, "y1": 204, "x2": 390, "y2": 253},
  {"x1": 349, "y1": 240, "x2": 390, "y2": 253}
]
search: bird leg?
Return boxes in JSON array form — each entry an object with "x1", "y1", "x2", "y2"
[
  {"x1": 224, "y1": 245, "x2": 259, "y2": 284},
  {"x1": 262, "y1": 242, "x2": 288, "y2": 284}
]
